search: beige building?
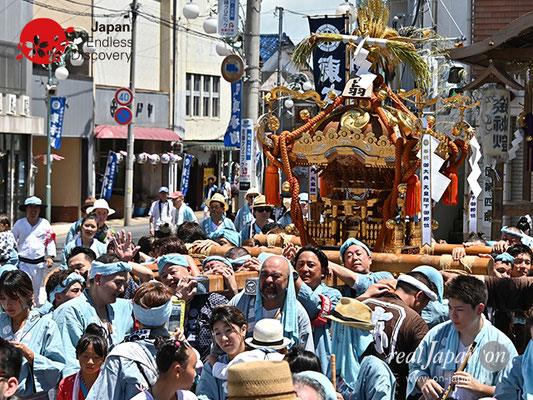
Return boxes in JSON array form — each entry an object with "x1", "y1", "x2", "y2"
[{"x1": 28, "y1": 0, "x2": 232, "y2": 220}]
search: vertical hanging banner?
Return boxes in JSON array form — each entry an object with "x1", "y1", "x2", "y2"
[
  {"x1": 479, "y1": 88, "x2": 510, "y2": 157},
  {"x1": 467, "y1": 136, "x2": 482, "y2": 234},
  {"x1": 308, "y1": 16, "x2": 346, "y2": 100},
  {"x1": 101, "y1": 152, "x2": 118, "y2": 200},
  {"x1": 224, "y1": 80, "x2": 242, "y2": 147},
  {"x1": 468, "y1": 190, "x2": 477, "y2": 234},
  {"x1": 421, "y1": 135, "x2": 432, "y2": 246},
  {"x1": 50, "y1": 97, "x2": 66, "y2": 149},
  {"x1": 239, "y1": 119, "x2": 253, "y2": 191},
  {"x1": 482, "y1": 165, "x2": 493, "y2": 229},
  {"x1": 218, "y1": 0, "x2": 239, "y2": 38},
  {"x1": 180, "y1": 154, "x2": 194, "y2": 196}
]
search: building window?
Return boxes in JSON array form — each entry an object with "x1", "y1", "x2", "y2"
[
  {"x1": 203, "y1": 76, "x2": 210, "y2": 117},
  {"x1": 212, "y1": 76, "x2": 220, "y2": 118},
  {"x1": 185, "y1": 73, "x2": 191, "y2": 116},
  {"x1": 185, "y1": 74, "x2": 220, "y2": 119},
  {"x1": 193, "y1": 75, "x2": 201, "y2": 116},
  {"x1": 0, "y1": 43, "x2": 26, "y2": 94}
]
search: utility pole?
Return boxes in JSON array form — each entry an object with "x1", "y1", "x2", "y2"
[
  {"x1": 276, "y1": 7, "x2": 284, "y2": 128},
  {"x1": 124, "y1": 0, "x2": 138, "y2": 226},
  {"x1": 276, "y1": 7, "x2": 283, "y2": 89},
  {"x1": 239, "y1": 0, "x2": 262, "y2": 201}
]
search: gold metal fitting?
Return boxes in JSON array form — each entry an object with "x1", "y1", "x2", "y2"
[
  {"x1": 426, "y1": 115, "x2": 436, "y2": 127},
  {"x1": 285, "y1": 223, "x2": 296, "y2": 234},
  {"x1": 432, "y1": 220, "x2": 439, "y2": 230},
  {"x1": 377, "y1": 89, "x2": 388, "y2": 101},
  {"x1": 327, "y1": 90, "x2": 338, "y2": 100},
  {"x1": 386, "y1": 219, "x2": 396, "y2": 229},
  {"x1": 398, "y1": 183, "x2": 408, "y2": 194},
  {"x1": 281, "y1": 181, "x2": 291, "y2": 192},
  {"x1": 300, "y1": 109, "x2": 311, "y2": 121}
]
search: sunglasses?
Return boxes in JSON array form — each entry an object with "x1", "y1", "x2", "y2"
[{"x1": 255, "y1": 207, "x2": 272, "y2": 213}]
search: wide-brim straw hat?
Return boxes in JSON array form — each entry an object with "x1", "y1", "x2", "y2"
[
  {"x1": 245, "y1": 318, "x2": 291, "y2": 350},
  {"x1": 19, "y1": 196, "x2": 47, "y2": 211},
  {"x1": 245, "y1": 187, "x2": 260, "y2": 200},
  {"x1": 206, "y1": 174, "x2": 217, "y2": 183},
  {"x1": 86, "y1": 198, "x2": 116, "y2": 216},
  {"x1": 206, "y1": 193, "x2": 228, "y2": 211},
  {"x1": 227, "y1": 360, "x2": 296, "y2": 400},
  {"x1": 326, "y1": 297, "x2": 375, "y2": 330},
  {"x1": 252, "y1": 195, "x2": 274, "y2": 209}
]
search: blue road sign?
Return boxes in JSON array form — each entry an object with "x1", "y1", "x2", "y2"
[{"x1": 115, "y1": 106, "x2": 132, "y2": 125}]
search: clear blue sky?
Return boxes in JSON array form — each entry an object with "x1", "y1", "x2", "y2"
[{"x1": 260, "y1": 1, "x2": 343, "y2": 43}]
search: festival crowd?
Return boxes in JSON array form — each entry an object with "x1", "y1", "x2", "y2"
[{"x1": 0, "y1": 187, "x2": 530, "y2": 400}]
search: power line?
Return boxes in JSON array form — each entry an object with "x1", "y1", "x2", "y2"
[
  {"x1": 59, "y1": 0, "x2": 128, "y2": 13},
  {"x1": 20, "y1": 0, "x2": 125, "y2": 17}
]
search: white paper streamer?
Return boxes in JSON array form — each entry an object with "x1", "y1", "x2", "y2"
[
  {"x1": 508, "y1": 129, "x2": 523, "y2": 161},
  {"x1": 467, "y1": 136, "x2": 482, "y2": 198}
]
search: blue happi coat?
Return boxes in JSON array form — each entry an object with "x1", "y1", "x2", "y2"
[
  {"x1": 407, "y1": 316, "x2": 518, "y2": 398},
  {"x1": 53, "y1": 290, "x2": 134, "y2": 377},
  {"x1": 297, "y1": 282, "x2": 342, "y2": 377},
  {"x1": 0, "y1": 309, "x2": 65, "y2": 395}
]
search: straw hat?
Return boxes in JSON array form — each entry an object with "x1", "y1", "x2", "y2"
[
  {"x1": 206, "y1": 174, "x2": 217, "y2": 183},
  {"x1": 245, "y1": 187, "x2": 260, "y2": 200},
  {"x1": 252, "y1": 195, "x2": 273, "y2": 209},
  {"x1": 245, "y1": 319, "x2": 291, "y2": 350},
  {"x1": 326, "y1": 297, "x2": 375, "y2": 330},
  {"x1": 86, "y1": 199, "x2": 116, "y2": 215},
  {"x1": 206, "y1": 193, "x2": 228, "y2": 211},
  {"x1": 227, "y1": 361, "x2": 296, "y2": 400}
]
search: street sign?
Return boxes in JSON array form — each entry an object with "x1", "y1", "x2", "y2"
[
  {"x1": 221, "y1": 54, "x2": 244, "y2": 83},
  {"x1": 115, "y1": 106, "x2": 133, "y2": 125},
  {"x1": 218, "y1": 0, "x2": 239, "y2": 37},
  {"x1": 115, "y1": 88, "x2": 133, "y2": 106}
]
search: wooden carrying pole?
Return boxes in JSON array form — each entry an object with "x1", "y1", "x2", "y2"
[
  {"x1": 254, "y1": 234, "x2": 302, "y2": 247},
  {"x1": 424, "y1": 243, "x2": 493, "y2": 255},
  {"x1": 203, "y1": 245, "x2": 493, "y2": 275}
]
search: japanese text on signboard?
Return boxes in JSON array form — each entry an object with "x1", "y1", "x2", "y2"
[
  {"x1": 479, "y1": 88, "x2": 510, "y2": 157},
  {"x1": 421, "y1": 135, "x2": 432, "y2": 246},
  {"x1": 218, "y1": 0, "x2": 238, "y2": 37}
]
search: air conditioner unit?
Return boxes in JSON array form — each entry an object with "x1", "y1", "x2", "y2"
[
  {"x1": 19, "y1": 95, "x2": 30, "y2": 116},
  {"x1": 6, "y1": 94, "x2": 16, "y2": 115}
]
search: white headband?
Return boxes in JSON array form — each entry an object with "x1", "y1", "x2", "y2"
[{"x1": 397, "y1": 275, "x2": 438, "y2": 302}]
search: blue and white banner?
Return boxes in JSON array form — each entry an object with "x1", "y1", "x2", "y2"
[
  {"x1": 180, "y1": 154, "x2": 194, "y2": 196},
  {"x1": 239, "y1": 118, "x2": 253, "y2": 191},
  {"x1": 101, "y1": 152, "x2": 118, "y2": 200},
  {"x1": 218, "y1": 0, "x2": 239, "y2": 37},
  {"x1": 50, "y1": 97, "x2": 66, "y2": 149},
  {"x1": 224, "y1": 80, "x2": 242, "y2": 147}
]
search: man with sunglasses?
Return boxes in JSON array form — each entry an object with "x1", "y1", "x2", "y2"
[{"x1": 240, "y1": 195, "x2": 274, "y2": 242}]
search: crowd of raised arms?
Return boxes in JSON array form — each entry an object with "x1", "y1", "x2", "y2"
[{"x1": 0, "y1": 189, "x2": 530, "y2": 400}]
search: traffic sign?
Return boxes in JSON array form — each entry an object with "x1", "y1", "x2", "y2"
[
  {"x1": 221, "y1": 54, "x2": 244, "y2": 83},
  {"x1": 115, "y1": 107, "x2": 133, "y2": 125},
  {"x1": 115, "y1": 88, "x2": 133, "y2": 106}
]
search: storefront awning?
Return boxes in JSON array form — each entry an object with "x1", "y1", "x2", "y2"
[{"x1": 95, "y1": 125, "x2": 181, "y2": 142}]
